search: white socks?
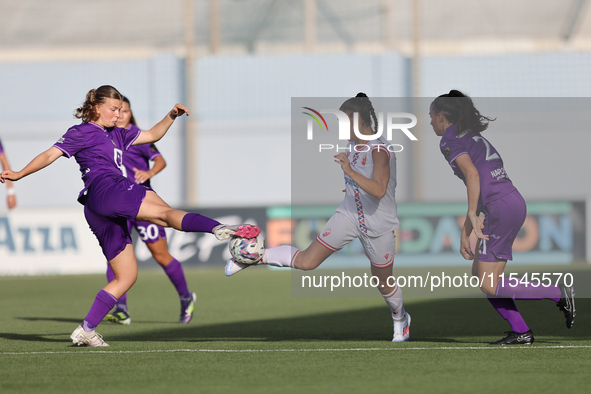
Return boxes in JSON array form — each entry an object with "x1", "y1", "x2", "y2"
[
  {"x1": 262, "y1": 245, "x2": 300, "y2": 268},
  {"x1": 383, "y1": 285, "x2": 406, "y2": 321}
]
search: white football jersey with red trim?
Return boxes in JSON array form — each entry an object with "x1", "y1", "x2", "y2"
[{"x1": 336, "y1": 136, "x2": 399, "y2": 237}]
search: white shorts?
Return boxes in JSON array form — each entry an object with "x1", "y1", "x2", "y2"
[{"x1": 316, "y1": 211, "x2": 396, "y2": 268}]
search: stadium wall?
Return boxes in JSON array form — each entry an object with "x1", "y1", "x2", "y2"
[{"x1": 0, "y1": 201, "x2": 584, "y2": 275}]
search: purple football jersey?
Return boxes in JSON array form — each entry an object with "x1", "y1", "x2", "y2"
[
  {"x1": 53, "y1": 122, "x2": 141, "y2": 204},
  {"x1": 440, "y1": 124, "x2": 516, "y2": 211},
  {"x1": 0, "y1": 137, "x2": 4, "y2": 155},
  {"x1": 122, "y1": 124, "x2": 161, "y2": 189}
]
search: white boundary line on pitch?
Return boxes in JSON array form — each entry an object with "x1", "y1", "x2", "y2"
[{"x1": 1, "y1": 345, "x2": 590, "y2": 355}]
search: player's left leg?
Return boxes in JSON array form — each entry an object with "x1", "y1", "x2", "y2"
[
  {"x1": 72, "y1": 244, "x2": 138, "y2": 347},
  {"x1": 136, "y1": 191, "x2": 260, "y2": 239},
  {"x1": 105, "y1": 263, "x2": 131, "y2": 325},
  {"x1": 146, "y1": 238, "x2": 196, "y2": 324},
  {"x1": 363, "y1": 231, "x2": 409, "y2": 342}
]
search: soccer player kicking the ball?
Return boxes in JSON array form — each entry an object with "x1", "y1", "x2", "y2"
[
  {"x1": 429, "y1": 90, "x2": 575, "y2": 345},
  {"x1": 226, "y1": 93, "x2": 410, "y2": 342},
  {"x1": 0, "y1": 85, "x2": 259, "y2": 347},
  {"x1": 103, "y1": 96, "x2": 196, "y2": 325}
]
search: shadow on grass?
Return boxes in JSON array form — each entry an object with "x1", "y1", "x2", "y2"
[
  {"x1": 0, "y1": 332, "x2": 72, "y2": 343},
  {"x1": 6, "y1": 298, "x2": 589, "y2": 345},
  {"x1": 108, "y1": 297, "x2": 591, "y2": 344},
  {"x1": 17, "y1": 317, "x2": 81, "y2": 324}
]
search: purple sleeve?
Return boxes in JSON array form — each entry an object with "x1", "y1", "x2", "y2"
[
  {"x1": 53, "y1": 126, "x2": 86, "y2": 158},
  {"x1": 441, "y1": 135, "x2": 467, "y2": 165},
  {"x1": 121, "y1": 126, "x2": 141, "y2": 151},
  {"x1": 0, "y1": 138, "x2": 4, "y2": 155},
  {"x1": 148, "y1": 143, "x2": 162, "y2": 161}
]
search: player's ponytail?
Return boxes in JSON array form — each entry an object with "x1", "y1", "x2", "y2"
[
  {"x1": 431, "y1": 89, "x2": 494, "y2": 134},
  {"x1": 75, "y1": 85, "x2": 123, "y2": 123},
  {"x1": 340, "y1": 92, "x2": 379, "y2": 134}
]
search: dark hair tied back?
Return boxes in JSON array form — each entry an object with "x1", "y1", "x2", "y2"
[
  {"x1": 431, "y1": 89, "x2": 495, "y2": 134},
  {"x1": 340, "y1": 92, "x2": 378, "y2": 134}
]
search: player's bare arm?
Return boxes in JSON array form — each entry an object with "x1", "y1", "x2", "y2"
[
  {"x1": 133, "y1": 155, "x2": 166, "y2": 184},
  {"x1": 0, "y1": 146, "x2": 63, "y2": 183},
  {"x1": 334, "y1": 149, "x2": 390, "y2": 199},
  {"x1": 0, "y1": 152, "x2": 17, "y2": 209},
  {"x1": 133, "y1": 104, "x2": 189, "y2": 146},
  {"x1": 455, "y1": 153, "x2": 488, "y2": 241}
]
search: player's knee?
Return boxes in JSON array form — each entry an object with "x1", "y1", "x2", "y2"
[
  {"x1": 154, "y1": 253, "x2": 173, "y2": 266},
  {"x1": 297, "y1": 261, "x2": 315, "y2": 271},
  {"x1": 112, "y1": 273, "x2": 137, "y2": 292},
  {"x1": 480, "y1": 284, "x2": 496, "y2": 296},
  {"x1": 295, "y1": 255, "x2": 318, "y2": 271}
]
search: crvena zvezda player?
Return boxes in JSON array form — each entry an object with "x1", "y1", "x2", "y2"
[{"x1": 225, "y1": 93, "x2": 411, "y2": 342}]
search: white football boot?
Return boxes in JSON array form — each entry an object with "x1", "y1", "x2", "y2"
[
  {"x1": 213, "y1": 224, "x2": 261, "y2": 241},
  {"x1": 225, "y1": 258, "x2": 261, "y2": 277},
  {"x1": 392, "y1": 312, "x2": 411, "y2": 342},
  {"x1": 70, "y1": 325, "x2": 109, "y2": 347}
]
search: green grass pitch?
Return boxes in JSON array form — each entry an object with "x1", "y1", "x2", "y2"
[{"x1": 0, "y1": 268, "x2": 589, "y2": 394}]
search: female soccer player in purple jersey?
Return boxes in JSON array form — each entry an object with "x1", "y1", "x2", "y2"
[
  {"x1": 103, "y1": 96, "x2": 196, "y2": 326},
  {"x1": 225, "y1": 93, "x2": 410, "y2": 342},
  {"x1": 0, "y1": 85, "x2": 260, "y2": 347},
  {"x1": 0, "y1": 136, "x2": 17, "y2": 209},
  {"x1": 429, "y1": 90, "x2": 575, "y2": 345}
]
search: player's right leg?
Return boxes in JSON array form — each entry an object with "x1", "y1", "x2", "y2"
[
  {"x1": 225, "y1": 212, "x2": 354, "y2": 276},
  {"x1": 136, "y1": 190, "x2": 260, "y2": 238},
  {"x1": 224, "y1": 239, "x2": 334, "y2": 276}
]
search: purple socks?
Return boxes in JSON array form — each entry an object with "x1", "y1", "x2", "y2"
[
  {"x1": 487, "y1": 296, "x2": 530, "y2": 333},
  {"x1": 181, "y1": 213, "x2": 220, "y2": 233},
  {"x1": 82, "y1": 289, "x2": 117, "y2": 332},
  {"x1": 107, "y1": 264, "x2": 128, "y2": 312},
  {"x1": 163, "y1": 259, "x2": 191, "y2": 299},
  {"x1": 495, "y1": 279, "x2": 561, "y2": 302},
  {"x1": 488, "y1": 278, "x2": 562, "y2": 334}
]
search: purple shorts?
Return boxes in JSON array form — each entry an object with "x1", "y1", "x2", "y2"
[
  {"x1": 129, "y1": 220, "x2": 167, "y2": 244},
  {"x1": 84, "y1": 173, "x2": 148, "y2": 261},
  {"x1": 478, "y1": 190, "x2": 527, "y2": 262}
]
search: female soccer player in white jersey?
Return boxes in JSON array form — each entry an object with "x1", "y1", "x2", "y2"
[
  {"x1": 0, "y1": 136, "x2": 17, "y2": 209},
  {"x1": 429, "y1": 90, "x2": 575, "y2": 345},
  {"x1": 0, "y1": 85, "x2": 260, "y2": 346},
  {"x1": 226, "y1": 93, "x2": 410, "y2": 342},
  {"x1": 103, "y1": 96, "x2": 196, "y2": 326}
]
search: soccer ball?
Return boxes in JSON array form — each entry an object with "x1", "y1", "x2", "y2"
[{"x1": 228, "y1": 234, "x2": 266, "y2": 265}]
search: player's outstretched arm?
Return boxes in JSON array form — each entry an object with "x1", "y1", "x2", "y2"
[
  {"x1": 133, "y1": 104, "x2": 189, "y2": 146},
  {"x1": 0, "y1": 146, "x2": 64, "y2": 183}
]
